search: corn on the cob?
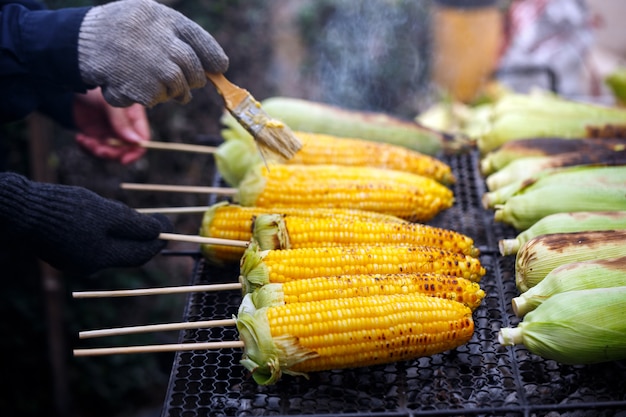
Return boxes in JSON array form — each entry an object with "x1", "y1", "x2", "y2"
[
  {"x1": 498, "y1": 287, "x2": 626, "y2": 365},
  {"x1": 485, "y1": 149, "x2": 626, "y2": 191},
  {"x1": 499, "y1": 211, "x2": 626, "y2": 256},
  {"x1": 484, "y1": 165, "x2": 626, "y2": 209},
  {"x1": 515, "y1": 230, "x2": 626, "y2": 292},
  {"x1": 479, "y1": 137, "x2": 626, "y2": 175},
  {"x1": 477, "y1": 92, "x2": 626, "y2": 153},
  {"x1": 220, "y1": 127, "x2": 456, "y2": 185},
  {"x1": 235, "y1": 163, "x2": 454, "y2": 222},
  {"x1": 252, "y1": 213, "x2": 479, "y2": 257},
  {"x1": 238, "y1": 241, "x2": 486, "y2": 293},
  {"x1": 199, "y1": 202, "x2": 406, "y2": 265},
  {"x1": 512, "y1": 256, "x2": 626, "y2": 317},
  {"x1": 486, "y1": 166, "x2": 626, "y2": 230},
  {"x1": 236, "y1": 291, "x2": 474, "y2": 385},
  {"x1": 246, "y1": 97, "x2": 466, "y2": 155},
  {"x1": 251, "y1": 273, "x2": 485, "y2": 311}
]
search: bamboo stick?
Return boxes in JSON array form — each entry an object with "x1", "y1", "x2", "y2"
[
  {"x1": 72, "y1": 283, "x2": 242, "y2": 299},
  {"x1": 158, "y1": 232, "x2": 248, "y2": 247},
  {"x1": 121, "y1": 183, "x2": 237, "y2": 195},
  {"x1": 79, "y1": 318, "x2": 237, "y2": 339},
  {"x1": 139, "y1": 141, "x2": 218, "y2": 154},
  {"x1": 73, "y1": 340, "x2": 244, "y2": 356},
  {"x1": 136, "y1": 206, "x2": 212, "y2": 214}
]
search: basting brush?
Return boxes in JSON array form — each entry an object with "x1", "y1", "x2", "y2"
[{"x1": 205, "y1": 72, "x2": 302, "y2": 160}]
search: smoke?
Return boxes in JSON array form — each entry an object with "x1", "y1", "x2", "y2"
[{"x1": 307, "y1": 0, "x2": 433, "y2": 117}]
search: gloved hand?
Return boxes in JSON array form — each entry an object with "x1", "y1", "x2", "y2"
[
  {"x1": 0, "y1": 173, "x2": 173, "y2": 275},
  {"x1": 78, "y1": 0, "x2": 229, "y2": 107}
]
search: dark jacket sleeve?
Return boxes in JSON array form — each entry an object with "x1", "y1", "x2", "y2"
[{"x1": 0, "y1": 1, "x2": 92, "y2": 127}]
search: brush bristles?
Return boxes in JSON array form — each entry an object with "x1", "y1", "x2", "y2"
[{"x1": 233, "y1": 96, "x2": 303, "y2": 160}]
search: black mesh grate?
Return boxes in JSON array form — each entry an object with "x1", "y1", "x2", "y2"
[{"x1": 161, "y1": 151, "x2": 626, "y2": 417}]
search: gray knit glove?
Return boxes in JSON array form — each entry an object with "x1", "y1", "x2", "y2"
[{"x1": 78, "y1": 0, "x2": 228, "y2": 107}]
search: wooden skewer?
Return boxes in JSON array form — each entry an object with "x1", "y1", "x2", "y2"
[
  {"x1": 72, "y1": 283, "x2": 242, "y2": 299},
  {"x1": 73, "y1": 340, "x2": 244, "y2": 356},
  {"x1": 158, "y1": 232, "x2": 248, "y2": 247},
  {"x1": 121, "y1": 183, "x2": 237, "y2": 195},
  {"x1": 79, "y1": 318, "x2": 237, "y2": 339},
  {"x1": 139, "y1": 141, "x2": 218, "y2": 154},
  {"x1": 106, "y1": 138, "x2": 219, "y2": 154},
  {"x1": 136, "y1": 206, "x2": 212, "y2": 214}
]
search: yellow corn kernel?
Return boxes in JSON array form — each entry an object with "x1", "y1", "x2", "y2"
[
  {"x1": 253, "y1": 213, "x2": 480, "y2": 257},
  {"x1": 252, "y1": 273, "x2": 485, "y2": 311},
  {"x1": 289, "y1": 132, "x2": 456, "y2": 185},
  {"x1": 236, "y1": 163, "x2": 454, "y2": 222},
  {"x1": 239, "y1": 241, "x2": 486, "y2": 293},
  {"x1": 236, "y1": 292, "x2": 475, "y2": 385},
  {"x1": 199, "y1": 202, "x2": 406, "y2": 265}
]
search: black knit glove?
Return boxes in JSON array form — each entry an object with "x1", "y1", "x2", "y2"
[
  {"x1": 78, "y1": 0, "x2": 229, "y2": 107},
  {"x1": 0, "y1": 173, "x2": 173, "y2": 275}
]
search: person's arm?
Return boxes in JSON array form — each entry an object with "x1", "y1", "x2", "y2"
[
  {"x1": 0, "y1": 2, "x2": 91, "y2": 125},
  {"x1": 0, "y1": 172, "x2": 173, "y2": 275}
]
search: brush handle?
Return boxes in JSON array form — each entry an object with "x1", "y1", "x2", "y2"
[{"x1": 206, "y1": 72, "x2": 249, "y2": 108}]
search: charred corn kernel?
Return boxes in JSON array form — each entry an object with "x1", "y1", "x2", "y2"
[
  {"x1": 219, "y1": 128, "x2": 456, "y2": 185},
  {"x1": 288, "y1": 132, "x2": 456, "y2": 185},
  {"x1": 251, "y1": 273, "x2": 485, "y2": 311},
  {"x1": 237, "y1": 291, "x2": 475, "y2": 385},
  {"x1": 236, "y1": 163, "x2": 454, "y2": 222},
  {"x1": 512, "y1": 256, "x2": 626, "y2": 318},
  {"x1": 499, "y1": 211, "x2": 626, "y2": 256},
  {"x1": 498, "y1": 287, "x2": 626, "y2": 365},
  {"x1": 253, "y1": 213, "x2": 479, "y2": 257},
  {"x1": 239, "y1": 241, "x2": 486, "y2": 293},
  {"x1": 515, "y1": 230, "x2": 626, "y2": 293},
  {"x1": 199, "y1": 202, "x2": 406, "y2": 265}
]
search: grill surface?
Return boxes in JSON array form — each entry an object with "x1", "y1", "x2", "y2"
[{"x1": 161, "y1": 151, "x2": 626, "y2": 417}]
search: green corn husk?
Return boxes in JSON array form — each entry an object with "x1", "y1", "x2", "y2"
[
  {"x1": 487, "y1": 166, "x2": 626, "y2": 230},
  {"x1": 476, "y1": 92, "x2": 626, "y2": 154},
  {"x1": 499, "y1": 211, "x2": 626, "y2": 256},
  {"x1": 236, "y1": 293, "x2": 316, "y2": 386},
  {"x1": 214, "y1": 138, "x2": 262, "y2": 187},
  {"x1": 512, "y1": 256, "x2": 626, "y2": 317},
  {"x1": 499, "y1": 286, "x2": 626, "y2": 365},
  {"x1": 483, "y1": 164, "x2": 626, "y2": 209},
  {"x1": 485, "y1": 149, "x2": 626, "y2": 191},
  {"x1": 515, "y1": 230, "x2": 626, "y2": 293},
  {"x1": 479, "y1": 137, "x2": 626, "y2": 176},
  {"x1": 258, "y1": 97, "x2": 471, "y2": 155}
]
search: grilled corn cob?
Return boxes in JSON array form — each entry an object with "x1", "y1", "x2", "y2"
[
  {"x1": 235, "y1": 163, "x2": 454, "y2": 222},
  {"x1": 236, "y1": 291, "x2": 475, "y2": 385},
  {"x1": 251, "y1": 97, "x2": 463, "y2": 155},
  {"x1": 220, "y1": 127, "x2": 456, "y2": 185},
  {"x1": 512, "y1": 256, "x2": 626, "y2": 317},
  {"x1": 250, "y1": 273, "x2": 485, "y2": 311},
  {"x1": 252, "y1": 213, "x2": 479, "y2": 257},
  {"x1": 499, "y1": 211, "x2": 626, "y2": 256},
  {"x1": 515, "y1": 230, "x2": 626, "y2": 292},
  {"x1": 498, "y1": 287, "x2": 626, "y2": 365},
  {"x1": 239, "y1": 241, "x2": 486, "y2": 293},
  {"x1": 485, "y1": 149, "x2": 626, "y2": 191},
  {"x1": 479, "y1": 137, "x2": 626, "y2": 175},
  {"x1": 477, "y1": 92, "x2": 626, "y2": 153},
  {"x1": 486, "y1": 166, "x2": 626, "y2": 230},
  {"x1": 199, "y1": 202, "x2": 406, "y2": 265}
]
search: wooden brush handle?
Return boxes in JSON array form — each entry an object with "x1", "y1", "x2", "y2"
[{"x1": 206, "y1": 72, "x2": 249, "y2": 108}]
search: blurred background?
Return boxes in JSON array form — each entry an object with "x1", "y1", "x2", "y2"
[{"x1": 1, "y1": 0, "x2": 624, "y2": 416}]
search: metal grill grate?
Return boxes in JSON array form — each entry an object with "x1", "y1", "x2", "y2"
[{"x1": 161, "y1": 151, "x2": 626, "y2": 417}]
